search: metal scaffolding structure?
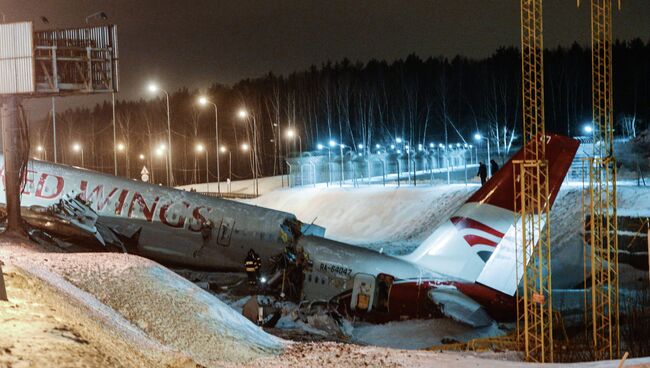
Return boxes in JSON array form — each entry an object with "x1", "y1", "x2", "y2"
[
  {"x1": 581, "y1": 0, "x2": 620, "y2": 360},
  {"x1": 514, "y1": 0, "x2": 553, "y2": 363}
]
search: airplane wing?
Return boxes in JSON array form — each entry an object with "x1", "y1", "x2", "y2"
[
  {"x1": 9, "y1": 193, "x2": 128, "y2": 252},
  {"x1": 428, "y1": 285, "x2": 493, "y2": 328}
]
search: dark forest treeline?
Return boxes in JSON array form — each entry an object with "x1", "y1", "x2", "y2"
[{"x1": 34, "y1": 39, "x2": 650, "y2": 186}]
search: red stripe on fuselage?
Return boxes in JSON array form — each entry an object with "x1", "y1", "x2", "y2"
[
  {"x1": 462, "y1": 234, "x2": 498, "y2": 247},
  {"x1": 450, "y1": 216, "x2": 505, "y2": 238},
  {"x1": 341, "y1": 279, "x2": 516, "y2": 323}
]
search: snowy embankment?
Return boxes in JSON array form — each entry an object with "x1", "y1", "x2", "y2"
[
  {"x1": 1, "y1": 243, "x2": 284, "y2": 367},
  {"x1": 247, "y1": 181, "x2": 650, "y2": 291},
  {"x1": 178, "y1": 175, "x2": 286, "y2": 195},
  {"x1": 247, "y1": 184, "x2": 477, "y2": 254}
]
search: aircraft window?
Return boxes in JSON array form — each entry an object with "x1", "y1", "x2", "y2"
[
  {"x1": 314, "y1": 276, "x2": 319, "y2": 284},
  {"x1": 321, "y1": 278, "x2": 325, "y2": 285},
  {"x1": 308, "y1": 274, "x2": 312, "y2": 282}
]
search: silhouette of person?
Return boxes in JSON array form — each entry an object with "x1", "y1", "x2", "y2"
[
  {"x1": 490, "y1": 159, "x2": 499, "y2": 177},
  {"x1": 477, "y1": 162, "x2": 488, "y2": 185}
]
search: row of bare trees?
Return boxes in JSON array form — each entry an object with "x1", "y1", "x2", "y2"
[{"x1": 29, "y1": 39, "x2": 650, "y2": 186}]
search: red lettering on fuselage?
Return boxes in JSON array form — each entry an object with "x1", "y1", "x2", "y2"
[
  {"x1": 35, "y1": 173, "x2": 64, "y2": 199},
  {"x1": 79, "y1": 181, "x2": 119, "y2": 212},
  {"x1": 188, "y1": 206, "x2": 215, "y2": 232},
  {"x1": 160, "y1": 201, "x2": 190, "y2": 228},
  {"x1": 128, "y1": 192, "x2": 159, "y2": 222},
  {"x1": 21, "y1": 169, "x2": 37, "y2": 195},
  {"x1": 114, "y1": 189, "x2": 129, "y2": 215}
]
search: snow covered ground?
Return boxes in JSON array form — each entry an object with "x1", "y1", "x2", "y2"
[
  {"x1": 0, "y1": 241, "x2": 283, "y2": 367},
  {"x1": 245, "y1": 181, "x2": 649, "y2": 290},
  {"x1": 246, "y1": 183, "x2": 476, "y2": 254}
]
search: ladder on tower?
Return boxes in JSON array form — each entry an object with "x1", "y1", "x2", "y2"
[
  {"x1": 579, "y1": 0, "x2": 621, "y2": 360},
  {"x1": 514, "y1": 0, "x2": 554, "y2": 363}
]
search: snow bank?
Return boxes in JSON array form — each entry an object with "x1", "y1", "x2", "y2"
[
  {"x1": 16, "y1": 252, "x2": 284, "y2": 366},
  {"x1": 248, "y1": 182, "x2": 650, "y2": 290},
  {"x1": 178, "y1": 175, "x2": 286, "y2": 195},
  {"x1": 247, "y1": 184, "x2": 476, "y2": 254},
  {"x1": 2, "y1": 258, "x2": 191, "y2": 367},
  {"x1": 351, "y1": 319, "x2": 503, "y2": 350}
]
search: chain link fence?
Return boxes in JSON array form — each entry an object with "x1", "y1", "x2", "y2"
[{"x1": 284, "y1": 148, "x2": 488, "y2": 187}]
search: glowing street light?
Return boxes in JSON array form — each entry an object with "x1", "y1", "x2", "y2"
[
  {"x1": 395, "y1": 137, "x2": 403, "y2": 144},
  {"x1": 583, "y1": 124, "x2": 593, "y2": 134},
  {"x1": 219, "y1": 146, "x2": 232, "y2": 191},
  {"x1": 139, "y1": 154, "x2": 145, "y2": 160},
  {"x1": 286, "y1": 129, "x2": 302, "y2": 158},
  {"x1": 115, "y1": 142, "x2": 129, "y2": 177},
  {"x1": 147, "y1": 82, "x2": 173, "y2": 185},
  {"x1": 237, "y1": 108, "x2": 258, "y2": 196},
  {"x1": 197, "y1": 95, "x2": 221, "y2": 194},
  {"x1": 317, "y1": 143, "x2": 324, "y2": 150},
  {"x1": 195, "y1": 143, "x2": 209, "y2": 192},
  {"x1": 36, "y1": 145, "x2": 46, "y2": 160},
  {"x1": 154, "y1": 144, "x2": 170, "y2": 186},
  {"x1": 329, "y1": 140, "x2": 336, "y2": 147},
  {"x1": 241, "y1": 143, "x2": 250, "y2": 151},
  {"x1": 72, "y1": 143, "x2": 84, "y2": 167}
]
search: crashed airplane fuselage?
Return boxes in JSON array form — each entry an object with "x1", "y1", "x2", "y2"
[{"x1": 0, "y1": 134, "x2": 579, "y2": 326}]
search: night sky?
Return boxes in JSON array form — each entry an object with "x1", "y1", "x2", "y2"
[{"x1": 1, "y1": 0, "x2": 649, "y2": 118}]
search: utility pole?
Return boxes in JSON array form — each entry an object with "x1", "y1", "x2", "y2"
[
  {"x1": 113, "y1": 92, "x2": 117, "y2": 175},
  {"x1": 1, "y1": 97, "x2": 25, "y2": 236},
  {"x1": 52, "y1": 97, "x2": 57, "y2": 163}
]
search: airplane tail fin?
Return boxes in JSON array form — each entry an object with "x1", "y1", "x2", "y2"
[{"x1": 403, "y1": 134, "x2": 579, "y2": 295}]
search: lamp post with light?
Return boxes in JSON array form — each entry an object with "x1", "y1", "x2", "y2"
[
  {"x1": 286, "y1": 129, "x2": 302, "y2": 185},
  {"x1": 220, "y1": 146, "x2": 232, "y2": 193},
  {"x1": 198, "y1": 96, "x2": 221, "y2": 194},
  {"x1": 155, "y1": 144, "x2": 169, "y2": 186},
  {"x1": 72, "y1": 143, "x2": 84, "y2": 167},
  {"x1": 36, "y1": 145, "x2": 46, "y2": 161},
  {"x1": 148, "y1": 83, "x2": 173, "y2": 185},
  {"x1": 237, "y1": 109, "x2": 258, "y2": 196},
  {"x1": 240, "y1": 143, "x2": 255, "y2": 194},
  {"x1": 116, "y1": 142, "x2": 128, "y2": 177},
  {"x1": 474, "y1": 133, "x2": 492, "y2": 177},
  {"x1": 195, "y1": 143, "x2": 209, "y2": 193}
]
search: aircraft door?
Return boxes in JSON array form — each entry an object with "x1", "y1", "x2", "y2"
[
  {"x1": 374, "y1": 273, "x2": 394, "y2": 313},
  {"x1": 217, "y1": 217, "x2": 235, "y2": 247},
  {"x1": 350, "y1": 273, "x2": 375, "y2": 313}
]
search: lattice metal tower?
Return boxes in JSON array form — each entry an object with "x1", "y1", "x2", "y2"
[
  {"x1": 514, "y1": 0, "x2": 553, "y2": 363},
  {"x1": 581, "y1": 0, "x2": 620, "y2": 360}
]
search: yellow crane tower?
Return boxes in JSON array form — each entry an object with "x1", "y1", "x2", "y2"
[
  {"x1": 579, "y1": 0, "x2": 621, "y2": 360},
  {"x1": 514, "y1": 0, "x2": 553, "y2": 363}
]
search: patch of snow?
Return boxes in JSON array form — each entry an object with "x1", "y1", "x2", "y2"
[{"x1": 351, "y1": 319, "x2": 503, "y2": 350}]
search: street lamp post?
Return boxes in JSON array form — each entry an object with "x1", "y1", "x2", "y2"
[
  {"x1": 196, "y1": 144, "x2": 209, "y2": 193},
  {"x1": 36, "y1": 145, "x2": 46, "y2": 161},
  {"x1": 51, "y1": 97, "x2": 57, "y2": 163},
  {"x1": 155, "y1": 144, "x2": 169, "y2": 186},
  {"x1": 474, "y1": 133, "x2": 492, "y2": 177},
  {"x1": 148, "y1": 83, "x2": 173, "y2": 186},
  {"x1": 286, "y1": 129, "x2": 302, "y2": 186},
  {"x1": 241, "y1": 142, "x2": 255, "y2": 194},
  {"x1": 116, "y1": 142, "x2": 128, "y2": 177},
  {"x1": 198, "y1": 96, "x2": 220, "y2": 194},
  {"x1": 220, "y1": 146, "x2": 231, "y2": 193},
  {"x1": 238, "y1": 109, "x2": 258, "y2": 196},
  {"x1": 72, "y1": 143, "x2": 84, "y2": 167}
]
